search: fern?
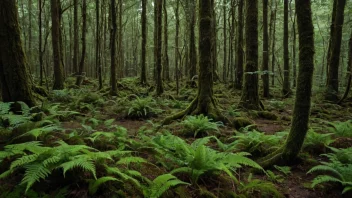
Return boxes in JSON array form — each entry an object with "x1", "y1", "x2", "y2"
[
  {"x1": 21, "y1": 163, "x2": 51, "y2": 192},
  {"x1": 326, "y1": 120, "x2": 352, "y2": 138},
  {"x1": 181, "y1": 114, "x2": 223, "y2": 137},
  {"x1": 233, "y1": 130, "x2": 283, "y2": 155},
  {"x1": 307, "y1": 147, "x2": 352, "y2": 194},
  {"x1": 237, "y1": 174, "x2": 284, "y2": 198},
  {"x1": 126, "y1": 96, "x2": 163, "y2": 118},
  {"x1": 143, "y1": 174, "x2": 189, "y2": 198},
  {"x1": 303, "y1": 129, "x2": 334, "y2": 152},
  {"x1": 88, "y1": 176, "x2": 121, "y2": 195},
  {"x1": 150, "y1": 134, "x2": 263, "y2": 183},
  {"x1": 18, "y1": 124, "x2": 63, "y2": 140},
  {"x1": 116, "y1": 156, "x2": 148, "y2": 165}
]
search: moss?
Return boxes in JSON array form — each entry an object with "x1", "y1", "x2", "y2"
[
  {"x1": 232, "y1": 117, "x2": 254, "y2": 129},
  {"x1": 251, "y1": 111, "x2": 278, "y2": 120}
]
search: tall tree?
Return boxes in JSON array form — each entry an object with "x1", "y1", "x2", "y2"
[
  {"x1": 73, "y1": 0, "x2": 79, "y2": 74},
  {"x1": 175, "y1": 0, "x2": 180, "y2": 95},
  {"x1": 140, "y1": 0, "x2": 147, "y2": 85},
  {"x1": 222, "y1": 0, "x2": 227, "y2": 82},
  {"x1": 0, "y1": 0, "x2": 36, "y2": 106},
  {"x1": 155, "y1": 0, "x2": 163, "y2": 95},
  {"x1": 51, "y1": 0, "x2": 65, "y2": 90},
  {"x1": 282, "y1": 0, "x2": 292, "y2": 97},
  {"x1": 262, "y1": 0, "x2": 269, "y2": 97},
  {"x1": 96, "y1": 0, "x2": 103, "y2": 89},
  {"x1": 325, "y1": 0, "x2": 347, "y2": 101},
  {"x1": 234, "y1": 0, "x2": 244, "y2": 90},
  {"x1": 163, "y1": 0, "x2": 170, "y2": 81},
  {"x1": 162, "y1": 0, "x2": 227, "y2": 125},
  {"x1": 238, "y1": 0, "x2": 262, "y2": 110},
  {"x1": 76, "y1": 0, "x2": 87, "y2": 86},
  {"x1": 110, "y1": 0, "x2": 117, "y2": 95},
  {"x1": 259, "y1": 0, "x2": 315, "y2": 168}
]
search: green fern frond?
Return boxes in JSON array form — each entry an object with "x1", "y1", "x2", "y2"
[
  {"x1": 116, "y1": 156, "x2": 147, "y2": 165},
  {"x1": 342, "y1": 186, "x2": 352, "y2": 194},
  {"x1": 311, "y1": 175, "x2": 343, "y2": 188},
  {"x1": 105, "y1": 166, "x2": 142, "y2": 189},
  {"x1": 10, "y1": 154, "x2": 40, "y2": 170},
  {"x1": 21, "y1": 163, "x2": 51, "y2": 193},
  {"x1": 224, "y1": 154, "x2": 263, "y2": 170},
  {"x1": 59, "y1": 158, "x2": 96, "y2": 179},
  {"x1": 0, "y1": 169, "x2": 12, "y2": 179},
  {"x1": 144, "y1": 174, "x2": 189, "y2": 198},
  {"x1": 42, "y1": 156, "x2": 61, "y2": 167},
  {"x1": 88, "y1": 176, "x2": 120, "y2": 195},
  {"x1": 307, "y1": 165, "x2": 343, "y2": 179},
  {"x1": 18, "y1": 124, "x2": 62, "y2": 140},
  {"x1": 0, "y1": 102, "x2": 12, "y2": 115}
]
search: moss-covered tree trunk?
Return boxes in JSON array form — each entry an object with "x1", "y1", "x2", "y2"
[
  {"x1": 189, "y1": 0, "x2": 197, "y2": 80},
  {"x1": 238, "y1": 0, "x2": 262, "y2": 110},
  {"x1": 325, "y1": 0, "x2": 346, "y2": 101},
  {"x1": 76, "y1": 0, "x2": 87, "y2": 86},
  {"x1": 258, "y1": 0, "x2": 315, "y2": 168},
  {"x1": 140, "y1": 0, "x2": 147, "y2": 85},
  {"x1": 262, "y1": 0, "x2": 269, "y2": 97},
  {"x1": 110, "y1": 0, "x2": 117, "y2": 96},
  {"x1": 162, "y1": 0, "x2": 227, "y2": 125},
  {"x1": 234, "y1": 0, "x2": 244, "y2": 90},
  {"x1": 282, "y1": 0, "x2": 291, "y2": 97},
  {"x1": 155, "y1": 0, "x2": 164, "y2": 95},
  {"x1": 51, "y1": 0, "x2": 65, "y2": 90},
  {"x1": 0, "y1": 0, "x2": 36, "y2": 106}
]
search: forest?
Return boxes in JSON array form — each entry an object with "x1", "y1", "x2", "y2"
[{"x1": 0, "y1": 0, "x2": 352, "y2": 197}]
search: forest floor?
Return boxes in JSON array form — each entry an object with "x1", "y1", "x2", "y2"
[{"x1": 1, "y1": 77, "x2": 352, "y2": 198}]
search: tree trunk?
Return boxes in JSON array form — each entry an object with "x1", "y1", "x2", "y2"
[
  {"x1": 141, "y1": 0, "x2": 147, "y2": 85},
  {"x1": 262, "y1": 0, "x2": 269, "y2": 97},
  {"x1": 155, "y1": 0, "x2": 164, "y2": 95},
  {"x1": 338, "y1": 30, "x2": 352, "y2": 104},
  {"x1": 96, "y1": 0, "x2": 103, "y2": 89},
  {"x1": 325, "y1": 0, "x2": 347, "y2": 101},
  {"x1": 110, "y1": 0, "x2": 117, "y2": 95},
  {"x1": 76, "y1": 0, "x2": 87, "y2": 86},
  {"x1": 175, "y1": 0, "x2": 180, "y2": 94},
  {"x1": 271, "y1": 1, "x2": 277, "y2": 86},
  {"x1": 0, "y1": 0, "x2": 36, "y2": 106},
  {"x1": 259, "y1": 0, "x2": 315, "y2": 168},
  {"x1": 282, "y1": 0, "x2": 291, "y2": 97},
  {"x1": 239, "y1": 0, "x2": 262, "y2": 110},
  {"x1": 162, "y1": 0, "x2": 228, "y2": 125},
  {"x1": 51, "y1": 0, "x2": 65, "y2": 90},
  {"x1": 163, "y1": 0, "x2": 170, "y2": 81},
  {"x1": 234, "y1": 0, "x2": 244, "y2": 90},
  {"x1": 73, "y1": 0, "x2": 79, "y2": 74},
  {"x1": 223, "y1": 0, "x2": 227, "y2": 82},
  {"x1": 189, "y1": 0, "x2": 197, "y2": 80}
]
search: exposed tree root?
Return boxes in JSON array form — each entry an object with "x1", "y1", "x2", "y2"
[{"x1": 161, "y1": 96, "x2": 230, "y2": 126}]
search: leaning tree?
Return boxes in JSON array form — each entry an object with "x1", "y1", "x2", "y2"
[
  {"x1": 258, "y1": 0, "x2": 315, "y2": 168},
  {"x1": 0, "y1": 0, "x2": 36, "y2": 107},
  {"x1": 162, "y1": 0, "x2": 227, "y2": 125}
]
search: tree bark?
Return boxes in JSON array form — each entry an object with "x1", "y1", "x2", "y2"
[
  {"x1": 238, "y1": 0, "x2": 262, "y2": 110},
  {"x1": 73, "y1": 0, "x2": 79, "y2": 74},
  {"x1": 163, "y1": 0, "x2": 170, "y2": 81},
  {"x1": 140, "y1": 0, "x2": 147, "y2": 85},
  {"x1": 155, "y1": 0, "x2": 164, "y2": 95},
  {"x1": 223, "y1": 0, "x2": 227, "y2": 82},
  {"x1": 162, "y1": 0, "x2": 228, "y2": 125},
  {"x1": 76, "y1": 0, "x2": 87, "y2": 86},
  {"x1": 110, "y1": 0, "x2": 117, "y2": 95},
  {"x1": 0, "y1": 0, "x2": 36, "y2": 106},
  {"x1": 262, "y1": 0, "x2": 269, "y2": 97},
  {"x1": 51, "y1": 0, "x2": 65, "y2": 90},
  {"x1": 234, "y1": 0, "x2": 244, "y2": 90},
  {"x1": 259, "y1": 0, "x2": 315, "y2": 168},
  {"x1": 325, "y1": 0, "x2": 347, "y2": 101},
  {"x1": 282, "y1": 0, "x2": 291, "y2": 97}
]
